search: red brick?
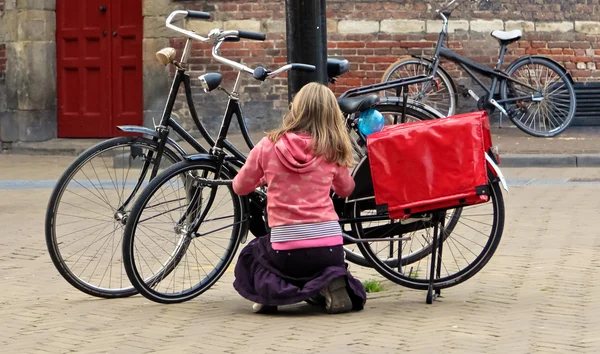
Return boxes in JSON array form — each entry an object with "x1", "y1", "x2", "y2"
[
  {"x1": 357, "y1": 49, "x2": 375, "y2": 55},
  {"x1": 373, "y1": 48, "x2": 390, "y2": 56},
  {"x1": 337, "y1": 42, "x2": 364, "y2": 49},
  {"x1": 531, "y1": 41, "x2": 547, "y2": 49},
  {"x1": 548, "y1": 41, "x2": 571, "y2": 49},
  {"x1": 244, "y1": 41, "x2": 273, "y2": 49},
  {"x1": 366, "y1": 42, "x2": 396, "y2": 49},
  {"x1": 398, "y1": 41, "x2": 434, "y2": 49},
  {"x1": 570, "y1": 56, "x2": 592, "y2": 63},
  {"x1": 571, "y1": 42, "x2": 591, "y2": 49},
  {"x1": 218, "y1": 4, "x2": 238, "y2": 11},
  {"x1": 366, "y1": 56, "x2": 398, "y2": 63}
]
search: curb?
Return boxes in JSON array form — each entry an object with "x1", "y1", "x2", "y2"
[
  {"x1": 500, "y1": 154, "x2": 600, "y2": 167},
  {"x1": 3, "y1": 145, "x2": 600, "y2": 168},
  {"x1": 1, "y1": 146, "x2": 89, "y2": 156}
]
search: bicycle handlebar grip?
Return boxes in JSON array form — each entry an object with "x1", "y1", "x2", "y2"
[
  {"x1": 237, "y1": 30, "x2": 266, "y2": 41},
  {"x1": 291, "y1": 64, "x2": 316, "y2": 72},
  {"x1": 186, "y1": 10, "x2": 211, "y2": 20}
]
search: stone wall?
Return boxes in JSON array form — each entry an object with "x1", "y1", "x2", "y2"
[{"x1": 0, "y1": 0, "x2": 56, "y2": 145}]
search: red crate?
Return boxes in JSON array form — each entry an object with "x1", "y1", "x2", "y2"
[{"x1": 367, "y1": 111, "x2": 493, "y2": 219}]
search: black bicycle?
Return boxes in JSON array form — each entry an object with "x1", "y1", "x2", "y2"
[
  {"x1": 45, "y1": 10, "x2": 444, "y2": 299},
  {"x1": 118, "y1": 15, "x2": 507, "y2": 305},
  {"x1": 382, "y1": 0, "x2": 577, "y2": 137}
]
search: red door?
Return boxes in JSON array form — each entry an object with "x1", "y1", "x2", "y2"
[{"x1": 56, "y1": 0, "x2": 143, "y2": 138}]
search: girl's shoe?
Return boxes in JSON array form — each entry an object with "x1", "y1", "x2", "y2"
[
  {"x1": 252, "y1": 303, "x2": 278, "y2": 314},
  {"x1": 320, "y1": 277, "x2": 352, "y2": 314}
]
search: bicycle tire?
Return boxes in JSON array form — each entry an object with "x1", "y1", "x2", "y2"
[
  {"x1": 45, "y1": 136, "x2": 181, "y2": 298},
  {"x1": 353, "y1": 180, "x2": 505, "y2": 290},
  {"x1": 381, "y1": 58, "x2": 458, "y2": 117},
  {"x1": 501, "y1": 57, "x2": 576, "y2": 137},
  {"x1": 122, "y1": 159, "x2": 244, "y2": 304}
]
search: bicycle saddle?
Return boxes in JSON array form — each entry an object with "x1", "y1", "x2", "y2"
[
  {"x1": 491, "y1": 30, "x2": 522, "y2": 44},
  {"x1": 327, "y1": 58, "x2": 350, "y2": 78},
  {"x1": 337, "y1": 94, "x2": 379, "y2": 114}
]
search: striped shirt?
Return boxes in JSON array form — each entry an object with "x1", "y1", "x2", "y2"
[{"x1": 270, "y1": 221, "x2": 342, "y2": 243}]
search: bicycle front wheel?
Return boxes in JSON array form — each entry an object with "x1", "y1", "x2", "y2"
[
  {"x1": 45, "y1": 136, "x2": 180, "y2": 298},
  {"x1": 381, "y1": 58, "x2": 457, "y2": 117},
  {"x1": 122, "y1": 159, "x2": 244, "y2": 304},
  {"x1": 502, "y1": 57, "x2": 576, "y2": 137}
]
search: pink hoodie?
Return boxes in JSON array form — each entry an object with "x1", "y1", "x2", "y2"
[{"x1": 233, "y1": 133, "x2": 355, "y2": 249}]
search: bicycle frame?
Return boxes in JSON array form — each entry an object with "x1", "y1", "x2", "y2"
[
  {"x1": 437, "y1": 45, "x2": 539, "y2": 102},
  {"x1": 154, "y1": 68, "x2": 253, "y2": 166}
]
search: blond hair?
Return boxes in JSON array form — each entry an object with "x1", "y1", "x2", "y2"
[{"x1": 267, "y1": 82, "x2": 354, "y2": 167}]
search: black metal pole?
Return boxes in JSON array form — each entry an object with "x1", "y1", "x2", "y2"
[{"x1": 285, "y1": 0, "x2": 328, "y2": 102}]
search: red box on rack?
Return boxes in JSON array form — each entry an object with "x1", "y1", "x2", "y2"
[{"x1": 366, "y1": 111, "x2": 493, "y2": 219}]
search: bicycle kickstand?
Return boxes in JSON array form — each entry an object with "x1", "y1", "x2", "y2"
[{"x1": 426, "y1": 211, "x2": 445, "y2": 304}]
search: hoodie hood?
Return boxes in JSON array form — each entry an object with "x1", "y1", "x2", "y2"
[{"x1": 274, "y1": 133, "x2": 322, "y2": 173}]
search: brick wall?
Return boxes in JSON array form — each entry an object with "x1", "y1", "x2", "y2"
[{"x1": 166, "y1": 0, "x2": 600, "y2": 133}]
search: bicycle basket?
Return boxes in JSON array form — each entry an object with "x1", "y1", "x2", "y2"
[{"x1": 366, "y1": 111, "x2": 492, "y2": 219}]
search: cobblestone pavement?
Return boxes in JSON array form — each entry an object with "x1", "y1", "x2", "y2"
[{"x1": 1, "y1": 155, "x2": 599, "y2": 353}]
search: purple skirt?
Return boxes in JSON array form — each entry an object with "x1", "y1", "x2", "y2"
[{"x1": 233, "y1": 236, "x2": 366, "y2": 309}]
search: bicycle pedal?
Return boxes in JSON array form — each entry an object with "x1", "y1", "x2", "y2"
[
  {"x1": 467, "y1": 89, "x2": 480, "y2": 102},
  {"x1": 489, "y1": 99, "x2": 508, "y2": 116}
]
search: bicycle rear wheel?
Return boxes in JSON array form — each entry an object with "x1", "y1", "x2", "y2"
[
  {"x1": 351, "y1": 179, "x2": 504, "y2": 290},
  {"x1": 502, "y1": 57, "x2": 576, "y2": 137},
  {"x1": 45, "y1": 136, "x2": 180, "y2": 298},
  {"x1": 122, "y1": 159, "x2": 244, "y2": 304},
  {"x1": 343, "y1": 104, "x2": 457, "y2": 268}
]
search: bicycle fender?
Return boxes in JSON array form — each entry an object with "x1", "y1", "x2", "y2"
[
  {"x1": 117, "y1": 125, "x2": 188, "y2": 157},
  {"x1": 485, "y1": 152, "x2": 509, "y2": 193},
  {"x1": 507, "y1": 56, "x2": 573, "y2": 83}
]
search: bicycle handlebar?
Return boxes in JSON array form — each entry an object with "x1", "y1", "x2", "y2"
[
  {"x1": 237, "y1": 30, "x2": 266, "y2": 41},
  {"x1": 165, "y1": 10, "x2": 314, "y2": 81},
  {"x1": 186, "y1": 10, "x2": 211, "y2": 20}
]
